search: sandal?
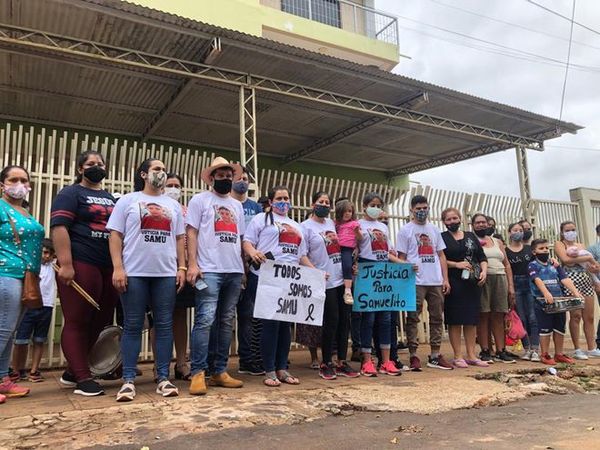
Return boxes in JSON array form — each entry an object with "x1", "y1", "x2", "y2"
[
  {"x1": 277, "y1": 370, "x2": 300, "y2": 385},
  {"x1": 263, "y1": 372, "x2": 281, "y2": 387}
]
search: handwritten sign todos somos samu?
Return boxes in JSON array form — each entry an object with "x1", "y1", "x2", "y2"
[
  {"x1": 353, "y1": 262, "x2": 416, "y2": 312},
  {"x1": 254, "y1": 260, "x2": 326, "y2": 325}
]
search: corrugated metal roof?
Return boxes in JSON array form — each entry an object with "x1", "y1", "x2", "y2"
[{"x1": 0, "y1": 0, "x2": 582, "y2": 175}]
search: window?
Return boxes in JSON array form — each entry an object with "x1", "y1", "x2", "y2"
[{"x1": 281, "y1": 0, "x2": 341, "y2": 28}]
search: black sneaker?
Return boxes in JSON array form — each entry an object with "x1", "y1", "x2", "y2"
[
  {"x1": 505, "y1": 350, "x2": 519, "y2": 359},
  {"x1": 238, "y1": 364, "x2": 265, "y2": 376},
  {"x1": 493, "y1": 350, "x2": 516, "y2": 364},
  {"x1": 73, "y1": 379, "x2": 104, "y2": 396},
  {"x1": 335, "y1": 361, "x2": 360, "y2": 378},
  {"x1": 479, "y1": 349, "x2": 495, "y2": 364},
  {"x1": 319, "y1": 363, "x2": 337, "y2": 380},
  {"x1": 394, "y1": 359, "x2": 410, "y2": 371},
  {"x1": 426, "y1": 355, "x2": 453, "y2": 370},
  {"x1": 59, "y1": 371, "x2": 77, "y2": 387}
]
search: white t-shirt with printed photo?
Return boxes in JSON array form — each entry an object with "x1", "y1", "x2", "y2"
[
  {"x1": 243, "y1": 212, "x2": 307, "y2": 275},
  {"x1": 106, "y1": 192, "x2": 184, "y2": 277},
  {"x1": 185, "y1": 191, "x2": 245, "y2": 274},
  {"x1": 357, "y1": 219, "x2": 390, "y2": 262},
  {"x1": 301, "y1": 217, "x2": 344, "y2": 289},
  {"x1": 396, "y1": 221, "x2": 446, "y2": 286}
]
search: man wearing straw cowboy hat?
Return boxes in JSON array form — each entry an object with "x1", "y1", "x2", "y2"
[{"x1": 186, "y1": 156, "x2": 245, "y2": 395}]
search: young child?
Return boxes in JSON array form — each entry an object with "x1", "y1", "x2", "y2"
[
  {"x1": 10, "y1": 239, "x2": 57, "y2": 382},
  {"x1": 565, "y1": 246, "x2": 600, "y2": 287},
  {"x1": 528, "y1": 239, "x2": 579, "y2": 365},
  {"x1": 335, "y1": 199, "x2": 362, "y2": 305}
]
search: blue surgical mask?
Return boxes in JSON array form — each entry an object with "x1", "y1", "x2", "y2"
[
  {"x1": 232, "y1": 180, "x2": 249, "y2": 194},
  {"x1": 272, "y1": 201, "x2": 291, "y2": 215},
  {"x1": 365, "y1": 206, "x2": 382, "y2": 219},
  {"x1": 510, "y1": 232, "x2": 524, "y2": 242}
]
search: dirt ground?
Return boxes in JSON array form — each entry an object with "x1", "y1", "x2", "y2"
[{"x1": 1, "y1": 350, "x2": 599, "y2": 450}]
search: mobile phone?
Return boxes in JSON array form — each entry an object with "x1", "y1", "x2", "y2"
[
  {"x1": 195, "y1": 278, "x2": 208, "y2": 291},
  {"x1": 250, "y1": 251, "x2": 275, "y2": 270}
]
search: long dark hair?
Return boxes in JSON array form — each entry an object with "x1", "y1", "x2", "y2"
[
  {"x1": 75, "y1": 150, "x2": 105, "y2": 184},
  {"x1": 134, "y1": 158, "x2": 158, "y2": 192},
  {"x1": 166, "y1": 173, "x2": 184, "y2": 188},
  {"x1": 265, "y1": 185, "x2": 290, "y2": 225},
  {"x1": 0, "y1": 165, "x2": 30, "y2": 183}
]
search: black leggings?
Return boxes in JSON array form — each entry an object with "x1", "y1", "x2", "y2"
[{"x1": 321, "y1": 285, "x2": 351, "y2": 363}]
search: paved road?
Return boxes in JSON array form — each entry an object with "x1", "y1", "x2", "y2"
[{"x1": 89, "y1": 394, "x2": 599, "y2": 450}]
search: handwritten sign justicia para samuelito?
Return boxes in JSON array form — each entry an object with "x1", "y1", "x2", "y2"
[
  {"x1": 253, "y1": 260, "x2": 326, "y2": 325},
  {"x1": 353, "y1": 262, "x2": 416, "y2": 312}
]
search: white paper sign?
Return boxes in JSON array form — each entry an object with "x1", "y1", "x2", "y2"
[{"x1": 253, "y1": 260, "x2": 326, "y2": 325}]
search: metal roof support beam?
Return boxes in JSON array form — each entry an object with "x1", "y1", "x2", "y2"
[
  {"x1": 0, "y1": 24, "x2": 543, "y2": 151},
  {"x1": 282, "y1": 92, "x2": 429, "y2": 164},
  {"x1": 239, "y1": 86, "x2": 258, "y2": 186},
  {"x1": 141, "y1": 37, "x2": 222, "y2": 140},
  {"x1": 516, "y1": 146, "x2": 533, "y2": 222}
]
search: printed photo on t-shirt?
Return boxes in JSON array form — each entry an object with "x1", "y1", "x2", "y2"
[
  {"x1": 414, "y1": 233, "x2": 436, "y2": 263},
  {"x1": 276, "y1": 222, "x2": 302, "y2": 255},
  {"x1": 320, "y1": 230, "x2": 342, "y2": 263},
  {"x1": 367, "y1": 228, "x2": 388, "y2": 260},
  {"x1": 86, "y1": 196, "x2": 114, "y2": 238},
  {"x1": 214, "y1": 205, "x2": 239, "y2": 243},
  {"x1": 139, "y1": 202, "x2": 172, "y2": 242}
]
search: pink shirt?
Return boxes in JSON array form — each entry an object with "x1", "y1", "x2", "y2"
[{"x1": 336, "y1": 220, "x2": 360, "y2": 248}]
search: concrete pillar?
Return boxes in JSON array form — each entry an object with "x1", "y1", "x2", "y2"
[{"x1": 569, "y1": 187, "x2": 600, "y2": 246}]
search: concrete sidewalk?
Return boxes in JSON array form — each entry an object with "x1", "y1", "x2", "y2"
[{"x1": 4, "y1": 346, "x2": 600, "y2": 419}]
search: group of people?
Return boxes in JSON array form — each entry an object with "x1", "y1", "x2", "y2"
[{"x1": 0, "y1": 152, "x2": 599, "y2": 405}]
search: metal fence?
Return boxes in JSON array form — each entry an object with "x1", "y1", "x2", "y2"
[
  {"x1": 269, "y1": 0, "x2": 399, "y2": 46},
  {"x1": 0, "y1": 122, "x2": 586, "y2": 368}
]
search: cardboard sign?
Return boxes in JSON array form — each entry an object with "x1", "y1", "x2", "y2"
[
  {"x1": 353, "y1": 262, "x2": 416, "y2": 312},
  {"x1": 254, "y1": 260, "x2": 326, "y2": 325}
]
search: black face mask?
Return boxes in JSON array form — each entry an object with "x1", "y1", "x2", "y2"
[
  {"x1": 314, "y1": 204, "x2": 330, "y2": 218},
  {"x1": 83, "y1": 166, "x2": 106, "y2": 183},
  {"x1": 474, "y1": 228, "x2": 487, "y2": 238},
  {"x1": 446, "y1": 223, "x2": 460, "y2": 232},
  {"x1": 485, "y1": 227, "x2": 495, "y2": 236},
  {"x1": 523, "y1": 230, "x2": 533, "y2": 241},
  {"x1": 213, "y1": 179, "x2": 232, "y2": 195},
  {"x1": 536, "y1": 253, "x2": 549, "y2": 263}
]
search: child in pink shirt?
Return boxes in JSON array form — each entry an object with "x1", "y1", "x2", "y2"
[{"x1": 335, "y1": 199, "x2": 363, "y2": 305}]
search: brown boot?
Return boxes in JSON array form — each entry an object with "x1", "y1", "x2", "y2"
[
  {"x1": 209, "y1": 372, "x2": 244, "y2": 388},
  {"x1": 190, "y1": 371, "x2": 207, "y2": 395}
]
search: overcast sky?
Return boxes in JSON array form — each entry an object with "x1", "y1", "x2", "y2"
[{"x1": 374, "y1": 0, "x2": 599, "y2": 201}]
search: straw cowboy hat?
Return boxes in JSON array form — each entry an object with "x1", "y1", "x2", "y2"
[{"x1": 200, "y1": 156, "x2": 242, "y2": 186}]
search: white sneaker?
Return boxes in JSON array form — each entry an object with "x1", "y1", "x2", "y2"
[
  {"x1": 343, "y1": 291, "x2": 354, "y2": 305},
  {"x1": 156, "y1": 380, "x2": 179, "y2": 397},
  {"x1": 116, "y1": 382, "x2": 136, "y2": 402},
  {"x1": 521, "y1": 349, "x2": 532, "y2": 361},
  {"x1": 587, "y1": 348, "x2": 600, "y2": 358},
  {"x1": 573, "y1": 349, "x2": 589, "y2": 360},
  {"x1": 530, "y1": 351, "x2": 541, "y2": 362}
]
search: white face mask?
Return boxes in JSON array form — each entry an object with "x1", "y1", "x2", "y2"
[
  {"x1": 563, "y1": 230, "x2": 577, "y2": 242},
  {"x1": 365, "y1": 206, "x2": 382, "y2": 220},
  {"x1": 164, "y1": 187, "x2": 181, "y2": 201}
]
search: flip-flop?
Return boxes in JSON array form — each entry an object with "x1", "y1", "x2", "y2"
[
  {"x1": 277, "y1": 371, "x2": 300, "y2": 385},
  {"x1": 263, "y1": 372, "x2": 281, "y2": 387}
]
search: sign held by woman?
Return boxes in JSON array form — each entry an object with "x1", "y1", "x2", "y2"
[
  {"x1": 353, "y1": 262, "x2": 416, "y2": 312},
  {"x1": 254, "y1": 260, "x2": 326, "y2": 325}
]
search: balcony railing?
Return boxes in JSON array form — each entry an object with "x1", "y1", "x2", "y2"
[{"x1": 263, "y1": 0, "x2": 399, "y2": 47}]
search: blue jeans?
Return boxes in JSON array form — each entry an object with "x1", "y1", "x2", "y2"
[
  {"x1": 261, "y1": 319, "x2": 291, "y2": 372},
  {"x1": 191, "y1": 272, "x2": 242, "y2": 375},
  {"x1": 514, "y1": 275, "x2": 539, "y2": 348},
  {"x1": 0, "y1": 276, "x2": 23, "y2": 378},
  {"x1": 120, "y1": 277, "x2": 176, "y2": 382},
  {"x1": 360, "y1": 311, "x2": 391, "y2": 354}
]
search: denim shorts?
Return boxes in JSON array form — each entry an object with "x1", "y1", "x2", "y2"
[{"x1": 14, "y1": 306, "x2": 53, "y2": 344}]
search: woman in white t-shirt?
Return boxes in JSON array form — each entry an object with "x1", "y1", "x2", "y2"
[
  {"x1": 302, "y1": 191, "x2": 360, "y2": 381},
  {"x1": 107, "y1": 158, "x2": 186, "y2": 402},
  {"x1": 243, "y1": 185, "x2": 315, "y2": 387},
  {"x1": 356, "y1": 192, "x2": 402, "y2": 377}
]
